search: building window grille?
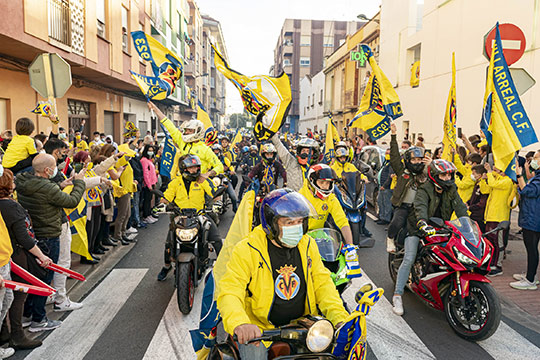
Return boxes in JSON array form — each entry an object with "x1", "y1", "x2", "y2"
[{"x1": 48, "y1": 0, "x2": 71, "y2": 46}]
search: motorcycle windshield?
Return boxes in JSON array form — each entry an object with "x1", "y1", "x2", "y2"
[
  {"x1": 448, "y1": 217, "x2": 483, "y2": 257},
  {"x1": 339, "y1": 172, "x2": 365, "y2": 205},
  {"x1": 309, "y1": 228, "x2": 343, "y2": 262}
]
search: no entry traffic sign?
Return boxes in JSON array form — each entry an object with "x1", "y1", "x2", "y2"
[{"x1": 484, "y1": 23, "x2": 526, "y2": 66}]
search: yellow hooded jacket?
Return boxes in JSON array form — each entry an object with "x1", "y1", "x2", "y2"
[
  {"x1": 483, "y1": 172, "x2": 514, "y2": 222},
  {"x1": 331, "y1": 161, "x2": 362, "y2": 179},
  {"x1": 163, "y1": 175, "x2": 215, "y2": 210},
  {"x1": 217, "y1": 226, "x2": 349, "y2": 336},
  {"x1": 299, "y1": 182, "x2": 349, "y2": 230}
]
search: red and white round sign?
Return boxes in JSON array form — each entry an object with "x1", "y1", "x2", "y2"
[{"x1": 484, "y1": 23, "x2": 526, "y2": 66}]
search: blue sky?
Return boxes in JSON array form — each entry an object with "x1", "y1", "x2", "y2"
[{"x1": 197, "y1": 0, "x2": 381, "y2": 114}]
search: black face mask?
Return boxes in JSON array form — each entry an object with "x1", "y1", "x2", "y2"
[
  {"x1": 298, "y1": 153, "x2": 309, "y2": 160},
  {"x1": 405, "y1": 161, "x2": 424, "y2": 175},
  {"x1": 250, "y1": 151, "x2": 257, "y2": 156},
  {"x1": 438, "y1": 177, "x2": 455, "y2": 191},
  {"x1": 57, "y1": 154, "x2": 67, "y2": 165}
]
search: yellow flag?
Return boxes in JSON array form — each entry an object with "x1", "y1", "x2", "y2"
[
  {"x1": 212, "y1": 44, "x2": 292, "y2": 141},
  {"x1": 324, "y1": 117, "x2": 335, "y2": 163},
  {"x1": 410, "y1": 60, "x2": 420, "y2": 87},
  {"x1": 63, "y1": 186, "x2": 92, "y2": 260},
  {"x1": 442, "y1": 53, "x2": 457, "y2": 161},
  {"x1": 329, "y1": 115, "x2": 340, "y2": 142}
]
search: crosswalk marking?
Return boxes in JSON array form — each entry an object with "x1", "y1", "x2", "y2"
[
  {"x1": 25, "y1": 268, "x2": 148, "y2": 360},
  {"x1": 479, "y1": 321, "x2": 540, "y2": 359},
  {"x1": 343, "y1": 274, "x2": 437, "y2": 359}
]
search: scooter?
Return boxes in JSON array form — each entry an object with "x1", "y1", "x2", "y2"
[
  {"x1": 334, "y1": 171, "x2": 375, "y2": 248},
  {"x1": 208, "y1": 284, "x2": 383, "y2": 360},
  {"x1": 388, "y1": 216, "x2": 506, "y2": 341}
]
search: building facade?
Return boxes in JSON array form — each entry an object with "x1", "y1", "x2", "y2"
[
  {"x1": 379, "y1": 0, "x2": 540, "y2": 152},
  {"x1": 324, "y1": 13, "x2": 380, "y2": 137},
  {"x1": 273, "y1": 19, "x2": 363, "y2": 133},
  {"x1": 298, "y1": 71, "x2": 325, "y2": 134}
]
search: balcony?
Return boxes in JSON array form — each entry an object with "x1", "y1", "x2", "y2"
[
  {"x1": 48, "y1": 0, "x2": 71, "y2": 46},
  {"x1": 184, "y1": 62, "x2": 196, "y2": 77}
]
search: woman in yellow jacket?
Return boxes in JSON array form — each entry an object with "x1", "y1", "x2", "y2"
[
  {"x1": 217, "y1": 189, "x2": 349, "y2": 360},
  {"x1": 482, "y1": 163, "x2": 515, "y2": 276}
]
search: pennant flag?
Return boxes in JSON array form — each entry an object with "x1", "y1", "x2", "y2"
[
  {"x1": 323, "y1": 116, "x2": 336, "y2": 164},
  {"x1": 123, "y1": 121, "x2": 139, "y2": 139},
  {"x1": 442, "y1": 53, "x2": 457, "y2": 161},
  {"x1": 230, "y1": 129, "x2": 243, "y2": 161},
  {"x1": 410, "y1": 60, "x2": 420, "y2": 87},
  {"x1": 159, "y1": 123, "x2": 177, "y2": 178},
  {"x1": 212, "y1": 44, "x2": 292, "y2": 141},
  {"x1": 130, "y1": 31, "x2": 183, "y2": 100},
  {"x1": 63, "y1": 187, "x2": 93, "y2": 261},
  {"x1": 31, "y1": 102, "x2": 52, "y2": 117},
  {"x1": 482, "y1": 23, "x2": 538, "y2": 180},
  {"x1": 329, "y1": 114, "x2": 341, "y2": 142},
  {"x1": 197, "y1": 101, "x2": 218, "y2": 145},
  {"x1": 190, "y1": 272, "x2": 221, "y2": 359},
  {"x1": 349, "y1": 45, "x2": 403, "y2": 140}
]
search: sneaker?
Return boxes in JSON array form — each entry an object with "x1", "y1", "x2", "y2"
[
  {"x1": 144, "y1": 216, "x2": 157, "y2": 224},
  {"x1": 157, "y1": 266, "x2": 172, "y2": 281},
  {"x1": 28, "y1": 318, "x2": 62, "y2": 333},
  {"x1": 512, "y1": 273, "x2": 540, "y2": 285},
  {"x1": 0, "y1": 347, "x2": 15, "y2": 359},
  {"x1": 386, "y1": 237, "x2": 396, "y2": 253},
  {"x1": 487, "y1": 268, "x2": 503, "y2": 277},
  {"x1": 392, "y1": 295, "x2": 404, "y2": 316},
  {"x1": 22, "y1": 316, "x2": 32, "y2": 328},
  {"x1": 126, "y1": 227, "x2": 138, "y2": 234},
  {"x1": 509, "y1": 278, "x2": 538, "y2": 290},
  {"x1": 54, "y1": 299, "x2": 83, "y2": 312},
  {"x1": 125, "y1": 233, "x2": 138, "y2": 241},
  {"x1": 45, "y1": 295, "x2": 55, "y2": 305},
  {"x1": 137, "y1": 222, "x2": 148, "y2": 229}
]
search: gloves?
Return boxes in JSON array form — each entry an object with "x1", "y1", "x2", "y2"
[
  {"x1": 342, "y1": 244, "x2": 362, "y2": 279},
  {"x1": 417, "y1": 220, "x2": 436, "y2": 236}
]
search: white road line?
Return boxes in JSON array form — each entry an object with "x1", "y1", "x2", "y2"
[
  {"x1": 26, "y1": 268, "x2": 148, "y2": 360},
  {"x1": 143, "y1": 275, "x2": 206, "y2": 360},
  {"x1": 342, "y1": 273, "x2": 436, "y2": 360},
  {"x1": 479, "y1": 320, "x2": 540, "y2": 359},
  {"x1": 367, "y1": 211, "x2": 378, "y2": 221}
]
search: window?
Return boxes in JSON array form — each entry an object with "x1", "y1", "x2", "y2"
[
  {"x1": 283, "y1": 58, "x2": 291, "y2": 66},
  {"x1": 96, "y1": 0, "x2": 106, "y2": 38},
  {"x1": 48, "y1": 0, "x2": 71, "y2": 46},
  {"x1": 311, "y1": 94, "x2": 315, "y2": 107},
  {"x1": 323, "y1": 35, "x2": 333, "y2": 48},
  {"x1": 300, "y1": 57, "x2": 310, "y2": 66},
  {"x1": 307, "y1": 96, "x2": 310, "y2": 108},
  {"x1": 319, "y1": 89, "x2": 323, "y2": 104},
  {"x1": 121, "y1": 6, "x2": 129, "y2": 52},
  {"x1": 300, "y1": 35, "x2": 311, "y2": 46}
]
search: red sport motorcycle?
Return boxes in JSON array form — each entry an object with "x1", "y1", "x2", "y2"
[{"x1": 388, "y1": 216, "x2": 508, "y2": 341}]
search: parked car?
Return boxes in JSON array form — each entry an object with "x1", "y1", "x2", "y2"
[{"x1": 354, "y1": 145, "x2": 387, "y2": 214}]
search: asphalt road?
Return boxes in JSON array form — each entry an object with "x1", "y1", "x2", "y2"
[{"x1": 11, "y1": 205, "x2": 540, "y2": 360}]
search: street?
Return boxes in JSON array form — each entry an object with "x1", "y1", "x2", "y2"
[{"x1": 8, "y1": 207, "x2": 540, "y2": 360}]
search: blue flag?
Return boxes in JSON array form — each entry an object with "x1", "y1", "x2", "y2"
[{"x1": 159, "y1": 124, "x2": 177, "y2": 178}]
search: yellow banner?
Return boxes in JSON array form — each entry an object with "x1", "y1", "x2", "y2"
[{"x1": 442, "y1": 53, "x2": 457, "y2": 161}]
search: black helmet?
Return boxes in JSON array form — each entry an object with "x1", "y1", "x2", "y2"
[
  {"x1": 427, "y1": 159, "x2": 457, "y2": 191},
  {"x1": 179, "y1": 154, "x2": 201, "y2": 182},
  {"x1": 296, "y1": 138, "x2": 320, "y2": 166},
  {"x1": 403, "y1": 146, "x2": 425, "y2": 174},
  {"x1": 307, "y1": 164, "x2": 338, "y2": 199}
]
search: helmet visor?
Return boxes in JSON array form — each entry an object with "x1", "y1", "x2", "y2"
[{"x1": 271, "y1": 192, "x2": 318, "y2": 220}]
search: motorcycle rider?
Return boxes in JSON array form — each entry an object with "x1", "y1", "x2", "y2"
[
  {"x1": 147, "y1": 101, "x2": 223, "y2": 179},
  {"x1": 392, "y1": 159, "x2": 468, "y2": 316},
  {"x1": 271, "y1": 136, "x2": 320, "y2": 191},
  {"x1": 156, "y1": 154, "x2": 222, "y2": 281},
  {"x1": 331, "y1": 142, "x2": 362, "y2": 178},
  {"x1": 217, "y1": 188, "x2": 349, "y2": 360},
  {"x1": 386, "y1": 123, "x2": 430, "y2": 253},
  {"x1": 220, "y1": 136, "x2": 239, "y2": 190},
  {"x1": 300, "y1": 164, "x2": 361, "y2": 278},
  {"x1": 238, "y1": 145, "x2": 262, "y2": 198},
  {"x1": 212, "y1": 144, "x2": 238, "y2": 212},
  {"x1": 247, "y1": 143, "x2": 288, "y2": 191}
]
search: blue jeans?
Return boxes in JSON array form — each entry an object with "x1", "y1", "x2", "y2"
[
  {"x1": 226, "y1": 183, "x2": 238, "y2": 212},
  {"x1": 239, "y1": 343, "x2": 267, "y2": 360},
  {"x1": 24, "y1": 236, "x2": 60, "y2": 322},
  {"x1": 378, "y1": 189, "x2": 393, "y2": 222},
  {"x1": 129, "y1": 190, "x2": 141, "y2": 227},
  {"x1": 395, "y1": 235, "x2": 420, "y2": 296}
]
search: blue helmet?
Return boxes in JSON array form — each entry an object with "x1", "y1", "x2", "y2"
[
  {"x1": 242, "y1": 146, "x2": 249, "y2": 153},
  {"x1": 260, "y1": 188, "x2": 317, "y2": 240}
]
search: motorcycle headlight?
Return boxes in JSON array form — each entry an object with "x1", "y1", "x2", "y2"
[
  {"x1": 482, "y1": 252, "x2": 491, "y2": 265},
  {"x1": 176, "y1": 228, "x2": 198, "y2": 241},
  {"x1": 306, "y1": 319, "x2": 334, "y2": 353},
  {"x1": 453, "y1": 247, "x2": 476, "y2": 265}
]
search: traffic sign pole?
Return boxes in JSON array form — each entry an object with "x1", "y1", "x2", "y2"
[{"x1": 42, "y1": 54, "x2": 58, "y2": 132}]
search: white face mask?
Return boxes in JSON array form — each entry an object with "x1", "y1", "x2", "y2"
[
  {"x1": 48, "y1": 166, "x2": 58, "y2": 179},
  {"x1": 470, "y1": 174, "x2": 477, "y2": 182},
  {"x1": 531, "y1": 159, "x2": 540, "y2": 170},
  {"x1": 279, "y1": 223, "x2": 304, "y2": 248}
]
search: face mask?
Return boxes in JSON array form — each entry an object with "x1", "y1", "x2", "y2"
[
  {"x1": 76, "y1": 135, "x2": 81, "y2": 141},
  {"x1": 58, "y1": 133, "x2": 67, "y2": 140},
  {"x1": 49, "y1": 166, "x2": 58, "y2": 179},
  {"x1": 470, "y1": 174, "x2": 477, "y2": 182},
  {"x1": 531, "y1": 159, "x2": 540, "y2": 170},
  {"x1": 94, "y1": 137, "x2": 100, "y2": 141},
  {"x1": 385, "y1": 154, "x2": 391, "y2": 161},
  {"x1": 147, "y1": 151, "x2": 154, "y2": 157},
  {"x1": 280, "y1": 223, "x2": 304, "y2": 248},
  {"x1": 250, "y1": 151, "x2": 257, "y2": 156}
]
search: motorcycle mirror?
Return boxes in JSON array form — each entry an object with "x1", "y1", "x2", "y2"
[
  {"x1": 498, "y1": 221, "x2": 510, "y2": 231},
  {"x1": 429, "y1": 217, "x2": 445, "y2": 228},
  {"x1": 371, "y1": 162, "x2": 377, "y2": 169}
]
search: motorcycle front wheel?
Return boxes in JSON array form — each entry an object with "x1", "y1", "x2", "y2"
[
  {"x1": 444, "y1": 281, "x2": 501, "y2": 342},
  {"x1": 177, "y1": 261, "x2": 195, "y2": 315}
]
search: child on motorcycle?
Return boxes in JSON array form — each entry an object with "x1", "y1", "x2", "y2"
[
  {"x1": 299, "y1": 164, "x2": 361, "y2": 279},
  {"x1": 156, "y1": 154, "x2": 222, "y2": 281},
  {"x1": 247, "y1": 143, "x2": 288, "y2": 191},
  {"x1": 212, "y1": 144, "x2": 238, "y2": 212},
  {"x1": 217, "y1": 188, "x2": 349, "y2": 360},
  {"x1": 392, "y1": 159, "x2": 469, "y2": 316},
  {"x1": 386, "y1": 123, "x2": 430, "y2": 253}
]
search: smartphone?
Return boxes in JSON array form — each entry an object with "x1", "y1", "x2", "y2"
[
  {"x1": 457, "y1": 127, "x2": 462, "y2": 139},
  {"x1": 425, "y1": 149, "x2": 432, "y2": 157}
]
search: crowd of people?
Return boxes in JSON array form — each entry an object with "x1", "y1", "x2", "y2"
[{"x1": 0, "y1": 101, "x2": 538, "y2": 359}]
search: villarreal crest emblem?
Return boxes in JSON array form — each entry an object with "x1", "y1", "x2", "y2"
[{"x1": 274, "y1": 265, "x2": 300, "y2": 300}]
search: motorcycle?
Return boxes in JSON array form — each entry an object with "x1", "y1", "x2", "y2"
[
  {"x1": 309, "y1": 228, "x2": 350, "y2": 295},
  {"x1": 333, "y1": 171, "x2": 375, "y2": 248},
  {"x1": 388, "y1": 216, "x2": 507, "y2": 341},
  {"x1": 211, "y1": 174, "x2": 232, "y2": 223},
  {"x1": 208, "y1": 284, "x2": 383, "y2": 360}
]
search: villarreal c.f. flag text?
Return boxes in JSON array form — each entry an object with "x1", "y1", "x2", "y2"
[
  {"x1": 212, "y1": 44, "x2": 292, "y2": 141},
  {"x1": 441, "y1": 53, "x2": 457, "y2": 161}
]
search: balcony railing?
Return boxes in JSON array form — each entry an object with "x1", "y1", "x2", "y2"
[{"x1": 48, "y1": 0, "x2": 71, "y2": 46}]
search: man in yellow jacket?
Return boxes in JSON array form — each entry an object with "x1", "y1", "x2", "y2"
[
  {"x1": 156, "y1": 154, "x2": 220, "y2": 281},
  {"x1": 331, "y1": 144, "x2": 363, "y2": 178},
  {"x1": 217, "y1": 189, "x2": 349, "y2": 360},
  {"x1": 147, "y1": 101, "x2": 223, "y2": 178},
  {"x1": 483, "y1": 163, "x2": 515, "y2": 276}
]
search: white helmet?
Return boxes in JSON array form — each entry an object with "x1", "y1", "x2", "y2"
[{"x1": 180, "y1": 120, "x2": 204, "y2": 143}]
